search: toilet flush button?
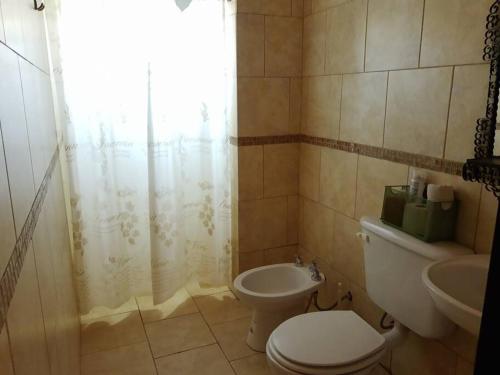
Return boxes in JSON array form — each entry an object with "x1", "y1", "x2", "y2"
[{"x1": 356, "y1": 232, "x2": 369, "y2": 243}]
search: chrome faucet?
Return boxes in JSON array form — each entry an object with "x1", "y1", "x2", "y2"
[
  {"x1": 309, "y1": 261, "x2": 322, "y2": 282},
  {"x1": 294, "y1": 254, "x2": 304, "y2": 267}
]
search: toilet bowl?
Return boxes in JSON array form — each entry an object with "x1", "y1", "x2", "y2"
[
  {"x1": 233, "y1": 263, "x2": 324, "y2": 351},
  {"x1": 266, "y1": 311, "x2": 388, "y2": 375},
  {"x1": 265, "y1": 217, "x2": 473, "y2": 374}
]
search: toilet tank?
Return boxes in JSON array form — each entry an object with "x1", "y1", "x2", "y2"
[{"x1": 360, "y1": 217, "x2": 473, "y2": 338}]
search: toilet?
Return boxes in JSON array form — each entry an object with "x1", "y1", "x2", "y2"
[{"x1": 266, "y1": 217, "x2": 473, "y2": 375}]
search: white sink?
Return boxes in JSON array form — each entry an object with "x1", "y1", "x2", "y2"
[{"x1": 422, "y1": 255, "x2": 490, "y2": 336}]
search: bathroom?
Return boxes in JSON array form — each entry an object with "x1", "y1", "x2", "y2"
[{"x1": 0, "y1": 0, "x2": 498, "y2": 374}]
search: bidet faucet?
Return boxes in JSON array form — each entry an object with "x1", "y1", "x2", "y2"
[
  {"x1": 294, "y1": 254, "x2": 304, "y2": 267},
  {"x1": 309, "y1": 261, "x2": 322, "y2": 281}
]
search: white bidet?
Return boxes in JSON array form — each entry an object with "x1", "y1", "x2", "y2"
[{"x1": 233, "y1": 263, "x2": 324, "y2": 351}]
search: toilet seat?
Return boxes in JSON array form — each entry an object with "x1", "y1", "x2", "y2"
[{"x1": 266, "y1": 311, "x2": 386, "y2": 375}]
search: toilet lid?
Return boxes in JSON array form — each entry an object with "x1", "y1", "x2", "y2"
[{"x1": 270, "y1": 311, "x2": 385, "y2": 368}]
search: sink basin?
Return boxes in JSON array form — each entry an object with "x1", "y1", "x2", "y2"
[{"x1": 422, "y1": 255, "x2": 490, "y2": 336}]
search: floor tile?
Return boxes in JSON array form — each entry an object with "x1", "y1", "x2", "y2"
[
  {"x1": 145, "y1": 313, "x2": 215, "y2": 358},
  {"x1": 195, "y1": 291, "x2": 252, "y2": 326},
  {"x1": 231, "y1": 353, "x2": 272, "y2": 375},
  {"x1": 185, "y1": 280, "x2": 229, "y2": 297},
  {"x1": 81, "y1": 311, "x2": 147, "y2": 355},
  {"x1": 80, "y1": 297, "x2": 138, "y2": 323},
  {"x1": 81, "y1": 342, "x2": 156, "y2": 375},
  {"x1": 137, "y1": 289, "x2": 198, "y2": 323},
  {"x1": 211, "y1": 317, "x2": 257, "y2": 361},
  {"x1": 156, "y1": 344, "x2": 234, "y2": 375},
  {"x1": 371, "y1": 365, "x2": 390, "y2": 375}
]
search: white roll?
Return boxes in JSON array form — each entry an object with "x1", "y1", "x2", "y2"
[{"x1": 427, "y1": 184, "x2": 454, "y2": 202}]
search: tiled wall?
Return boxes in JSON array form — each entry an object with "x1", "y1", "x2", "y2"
[
  {"x1": 235, "y1": 0, "x2": 304, "y2": 271},
  {"x1": 235, "y1": 0, "x2": 497, "y2": 374},
  {"x1": 0, "y1": 1, "x2": 80, "y2": 374},
  {"x1": 297, "y1": 1, "x2": 497, "y2": 375}
]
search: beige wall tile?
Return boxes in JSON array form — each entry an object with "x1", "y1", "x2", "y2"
[
  {"x1": 265, "y1": 16, "x2": 302, "y2": 77},
  {"x1": 355, "y1": 156, "x2": 409, "y2": 219},
  {"x1": 239, "y1": 250, "x2": 264, "y2": 272},
  {"x1": 312, "y1": 0, "x2": 351, "y2": 13},
  {"x1": 299, "y1": 143, "x2": 321, "y2": 201},
  {"x1": 287, "y1": 195, "x2": 299, "y2": 244},
  {"x1": 420, "y1": 0, "x2": 491, "y2": 67},
  {"x1": 319, "y1": 148, "x2": 358, "y2": 217},
  {"x1": 440, "y1": 328, "x2": 477, "y2": 364},
  {"x1": 264, "y1": 143, "x2": 299, "y2": 197},
  {"x1": 332, "y1": 213, "x2": 365, "y2": 288},
  {"x1": 264, "y1": 245, "x2": 297, "y2": 264},
  {"x1": 303, "y1": 11, "x2": 326, "y2": 75},
  {"x1": 300, "y1": 198, "x2": 334, "y2": 262},
  {"x1": 290, "y1": 77, "x2": 302, "y2": 133},
  {"x1": 238, "y1": 77, "x2": 290, "y2": 136},
  {"x1": 0, "y1": 135, "x2": 15, "y2": 275},
  {"x1": 81, "y1": 342, "x2": 156, "y2": 375},
  {"x1": 456, "y1": 358, "x2": 474, "y2": 375},
  {"x1": 325, "y1": 0, "x2": 367, "y2": 74},
  {"x1": 238, "y1": 0, "x2": 292, "y2": 16},
  {"x1": 292, "y1": 0, "x2": 304, "y2": 16},
  {"x1": 384, "y1": 67, "x2": 453, "y2": 158},
  {"x1": 238, "y1": 146, "x2": 264, "y2": 201},
  {"x1": 239, "y1": 197, "x2": 288, "y2": 251},
  {"x1": 411, "y1": 167, "x2": 482, "y2": 248},
  {"x1": 304, "y1": 0, "x2": 312, "y2": 16},
  {"x1": 445, "y1": 64, "x2": 490, "y2": 162},
  {"x1": 474, "y1": 187, "x2": 498, "y2": 254},
  {"x1": 302, "y1": 75, "x2": 342, "y2": 138},
  {"x1": 392, "y1": 332, "x2": 457, "y2": 375},
  {"x1": 350, "y1": 283, "x2": 386, "y2": 332},
  {"x1": 237, "y1": 14, "x2": 265, "y2": 77},
  {"x1": 365, "y1": 0, "x2": 424, "y2": 71},
  {"x1": 156, "y1": 344, "x2": 234, "y2": 375},
  {"x1": 340, "y1": 72, "x2": 388, "y2": 147},
  {"x1": 0, "y1": 327, "x2": 14, "y2": 375},
  {"x1": 7, "y1": 249, "x2": 51, "y2": 375}
]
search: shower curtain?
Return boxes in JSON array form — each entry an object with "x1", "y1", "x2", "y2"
[{"x1": 51, "y1": 0, "x2": 234, "y2": 312}]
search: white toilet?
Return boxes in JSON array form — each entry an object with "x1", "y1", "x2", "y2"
[
  {"x1": 234, "y1": 262, "x2": 324, "y2": 351},
  {"x1": 266, "y1": 217, "x2": 473, "y2": 375}
]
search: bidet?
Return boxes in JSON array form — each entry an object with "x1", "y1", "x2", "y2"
[{"x1": 233, "y1": 263, "x2": 324, "y2": 351}]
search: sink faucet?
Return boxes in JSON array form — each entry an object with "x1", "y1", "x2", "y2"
[
  {"x1": 294, "y1": 254, "x2": 304, "y2": 267},
  {"x1": 309, "y1": 261, "x2": 322, "y2": 281}
]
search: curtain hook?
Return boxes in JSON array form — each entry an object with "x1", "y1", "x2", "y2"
[{"x1": 34, "y1": 0, "x2": 45, "y2": 11}]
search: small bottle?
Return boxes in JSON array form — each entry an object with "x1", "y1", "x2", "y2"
[{"x1": 409, "y1": 170, "x2": 426, "y2": 202}]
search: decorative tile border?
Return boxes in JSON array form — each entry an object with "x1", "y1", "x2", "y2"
[
  {"x1": 0, "y1": 146, "x2": 59, "y2": 330},
  {"x1": 230, "y1": 134, "x2": 464, "y2": 176}
]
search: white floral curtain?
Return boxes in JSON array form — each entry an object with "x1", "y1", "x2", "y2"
[{"x1": 54, "y1": 0, "x2": 234, "y2": 312}]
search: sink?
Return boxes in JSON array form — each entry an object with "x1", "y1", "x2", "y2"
[{"x1": 422, "y1": 255, "x2": 490, "y2": 336}]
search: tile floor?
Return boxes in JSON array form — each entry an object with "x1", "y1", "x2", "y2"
[{"x1": 79, "y1": 282, "x2": 390, "y2": 375}]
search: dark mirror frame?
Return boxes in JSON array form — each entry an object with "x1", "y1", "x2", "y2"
[{"x1": 462, "y1": 2, "x2": 500, "y2": 374}]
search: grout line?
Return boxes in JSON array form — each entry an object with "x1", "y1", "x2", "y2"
[
  {"x1": 441, "y1": 66, "x2": 455, "y2": 160},
  {"x1": 417, "y1": 0, "x2": 426, "y2": 68},
  {"x1": 135, "y1": 298, "x2": 160, "y2": 375},
  {"x1": 0, "y1": 40, "x2": 50, "y2": 76},
  {"x1": 381, "y1": 71, "x2": 390, "y2": 148},
  {"x1": 191, "y1": 294, "x2": 237, "y2": 373},
  {"x1": 0, "y1": 123, "x2": 18, "y2": 236},
  {"x1": 299, "y1": 61, "x2": 489, "y2": 78},
  {"x1": 363, "y1": 0, "x2": 369, "y2": 72}
]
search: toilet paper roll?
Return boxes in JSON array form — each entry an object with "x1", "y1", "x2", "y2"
[{"x1": 427, "y1": 184, "x2": 454, "y2": 202}]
